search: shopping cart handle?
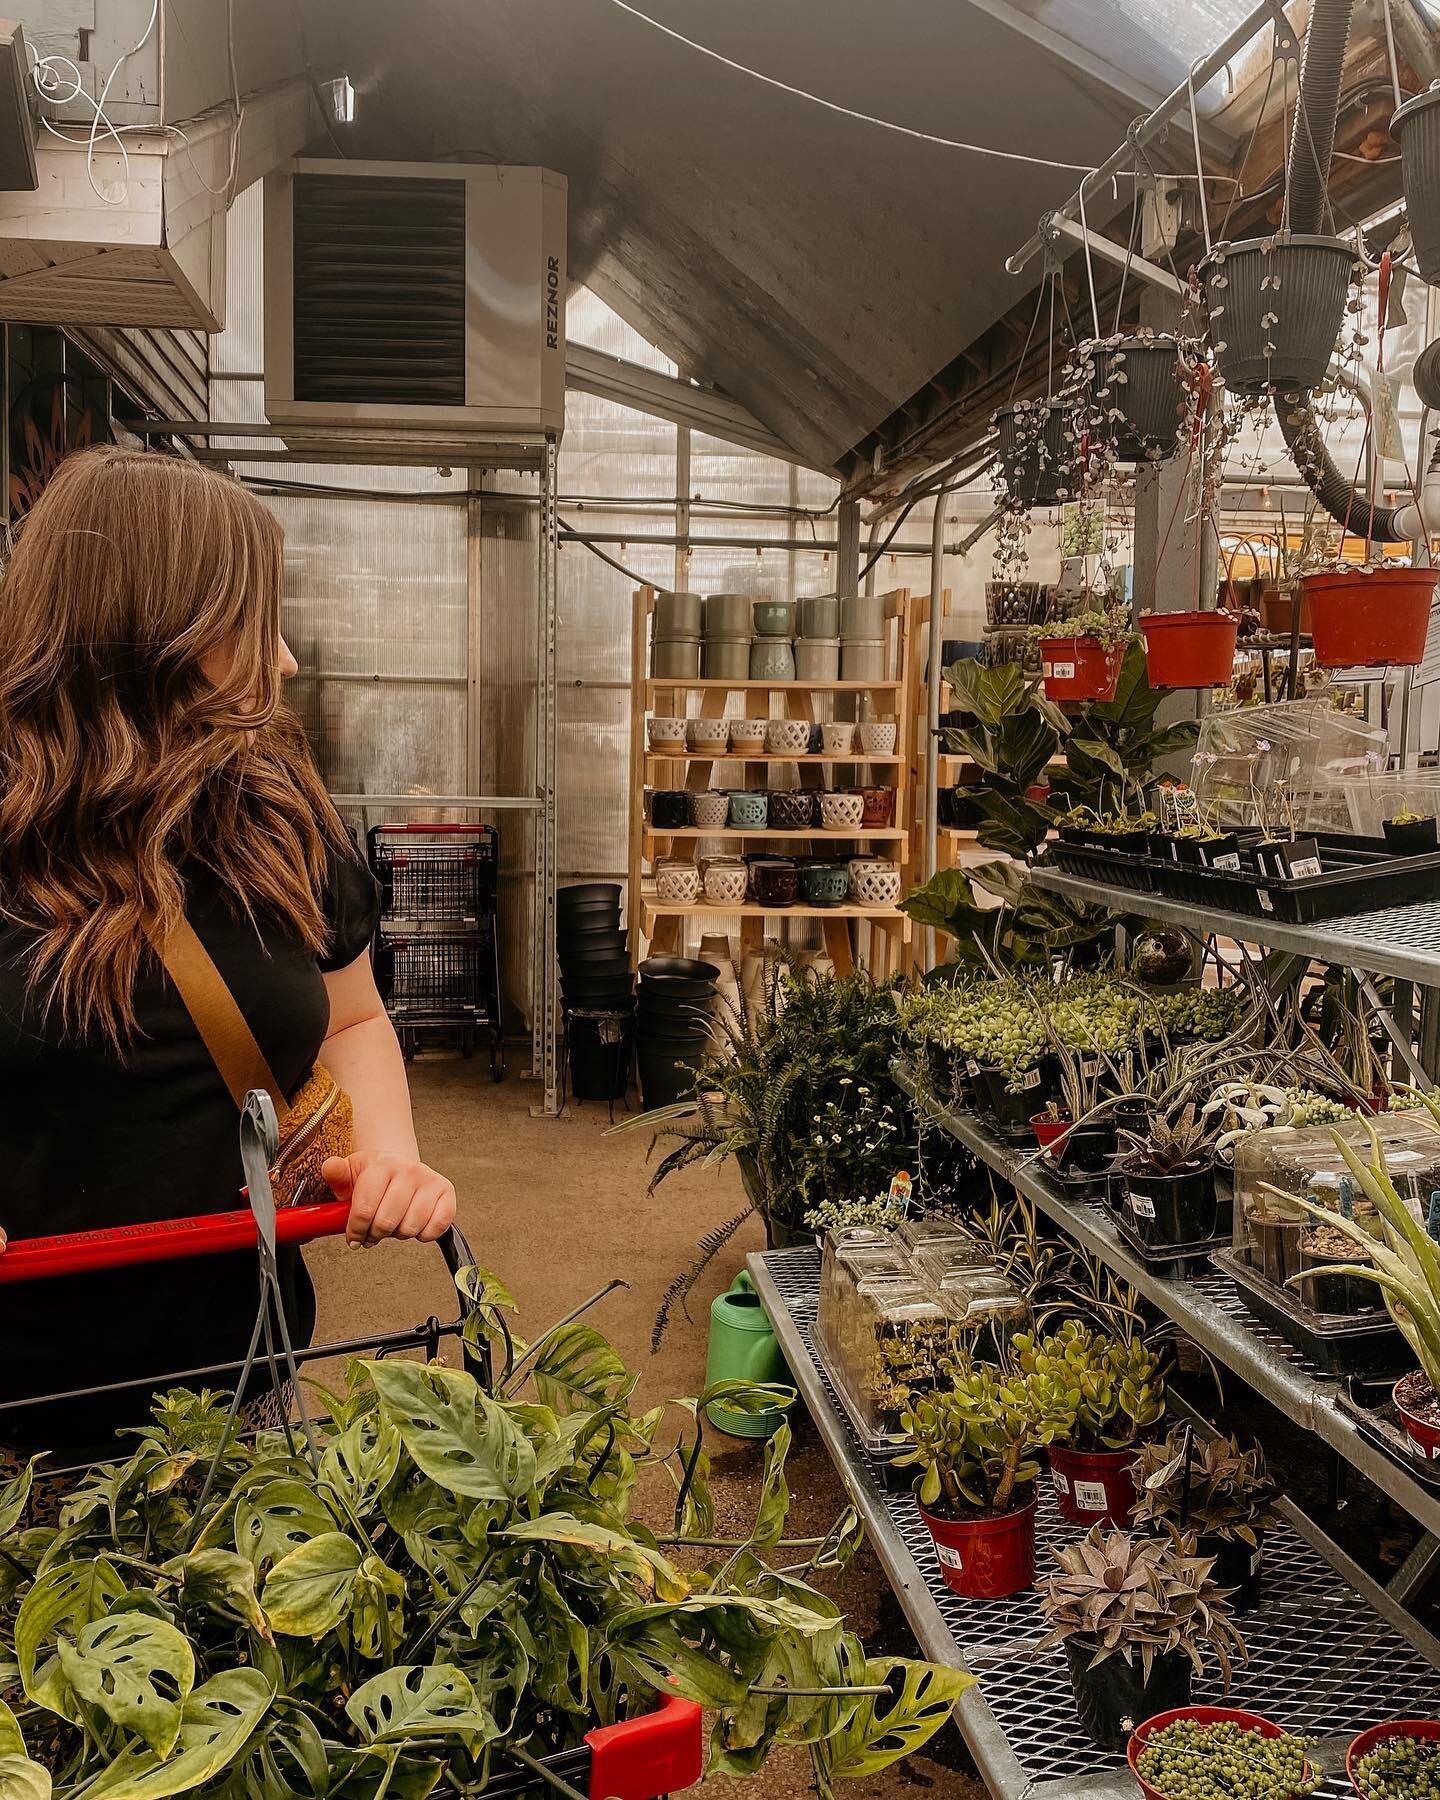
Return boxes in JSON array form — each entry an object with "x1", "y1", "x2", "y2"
[{"x1": 0, "y1": 1199, "x2": 353, "y2": 1284}]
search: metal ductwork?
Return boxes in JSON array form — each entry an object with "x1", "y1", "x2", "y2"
[{"x1": 1275, "y1": 0, "x2": 1410, "y2": 541}]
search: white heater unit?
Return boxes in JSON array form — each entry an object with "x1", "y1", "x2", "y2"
[{"x1": 263, "y1": 159, "x2": 567, "y2": 459}]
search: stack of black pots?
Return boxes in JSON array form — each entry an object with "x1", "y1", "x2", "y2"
[
  {"x1": 637, "y1": 956, "x2": 719, "y2": 1109},
  {"x1": 558, "y1": 884, "x2": 635, "y2": 1104}
]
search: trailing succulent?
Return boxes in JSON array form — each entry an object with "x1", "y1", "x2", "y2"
[
  {"x1": 1136, "y1": 1717, "x2": 1320, "y2": 1800},
  {"x1": 1130, "y1": 1429, "x2": 1280, "y2": 1548},
  {"x1": 1354, "y1": 1733, "x2": 1440, "y2": 1798},
  {"x1": 1039, "y1": 1528, "x2": 1246, "y2": 1683},
  {"x1": 1011, "y1": 1323, "x2": 1166, "y2": 1454},
  {"x1": 0, "y1": 1269, "x2": 969, "y2": 1800}
]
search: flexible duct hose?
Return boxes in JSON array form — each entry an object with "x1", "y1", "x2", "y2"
[{"x1": 1273, "y1": 0, "x2": 1407, "y2": 539}]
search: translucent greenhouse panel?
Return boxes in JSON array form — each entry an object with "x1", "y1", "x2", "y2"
[
  {"x1": 559, "y1": 516, "x2": 668, "y2": 686},
  {"x1": 560, "y1": 388, "x2": 677, "y2": 503},
  {"x1": 567, "y1": 287, "x2": 675, "y2": 373},
  {"x1": 690, "y1": 430, "x2": 794, "y2": 509},
  {"x1": 558, "y1": 685, "x2": 630, "y2": 878}
]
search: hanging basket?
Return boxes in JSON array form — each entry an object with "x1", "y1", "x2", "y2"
[
  {"x1": 1199, "y1": 234, "x2": 1358, "y2": 393},
  {"x1": 994, "y1": 399, "x2": 1075, "y2": 507},
  {"x1": 1303, "y1": 567, "x2": 1437, "y2": 667},
  {"x1": 1079, "y1": 336, "x2": 1187, "y2": 462},
  {"x1": 1140, "y1": 610, "x2": 1239, "y2": 688},
  {"x1": 1393, "y1": 89, "x2": 1440, "y2": 284},
  {"x1": 1037, "y1": 634, "x2": 1124, "y2": 702}
]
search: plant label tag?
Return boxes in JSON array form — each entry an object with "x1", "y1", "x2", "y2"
[
  {"x1": 935, "y1": 1543, "x2": 963, "y2": 1571},
  {"x1": 966, "y1": 1060, "x2": 981, "y2": 1077},
  {"x1": 1250, "y1": 1550, "x2": 1263, "y2": 1575},
  {"x1": 1129, "y1": 1192, "x2": 1157, "y2": 1219},
  {"x1": 1257, "y1": 889, "x2": 1274, "y2": 912},
  {"x1": 1210, "y1": 852, "x2": 1241, "y2": 871},
  {"x1": 1074, "y1": 1480, "x2": 1109, "y2": 1513},
  {"x1": 1051, "y1": 1470, "x2": 1071, "y2": 1495},
  {"x1": 1048, "y1": 660, "x2": 1076, "y2": 681},
  {"x1": 1017, "y1": 1067, "x2": 1042, "y2": 1091},
  {"x1": 1287, "y1": 856, "x2": 1322, "y2": 879},
  {"x1": 1375, "y1": 369, "x2": 1405, "y2": 461}
]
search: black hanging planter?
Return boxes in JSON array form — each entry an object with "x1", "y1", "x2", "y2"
[
  {"x1": 994, "y1": 399, "x2": 1075, "y2": 507},
  {"x1": 1393, "y1": 89, "x2": 1440, "y2": 284},
  {"x1": 1062, "y1": 1638, "x2": 1192, "y2": 1753},
  {"x1": 1199, "y1": 234, "x2": 1358, "y2": 394},
  {"x1": 1079, "y1": 336, "x2": 1187, "y2": 462}
]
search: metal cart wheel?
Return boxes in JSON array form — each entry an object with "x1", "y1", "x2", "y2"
[
  {"x1": 461, "y1": 1023, "x2": 475, "y2": 1060},
  {"x1": 399, "y1": 1028, "x2": 416, "y2": 1063},
  {"x1": 491, "y1": 1034, "x2": 506, "y2": 1083}
]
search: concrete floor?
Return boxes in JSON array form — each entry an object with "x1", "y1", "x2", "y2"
[{"x1": 309, "y1": 1057, "x2": 983, "y2": 1799}]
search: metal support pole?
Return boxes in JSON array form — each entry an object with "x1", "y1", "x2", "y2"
[
  {"x1": 837, "y1": 498, "x2": 861, "y2": 597},
  {"x1": 1357, "y1": 970, "x2": 1431, "y2": 1088},
  {"x1": 674, "y1": 426, "x2": 691, "y2": 592},
  {"x1": 924, "y1": 486, "x2": 955, "y2": 970},
  {"x1": 532, "y1": 435, "x2": 561, "y2": 1118}
]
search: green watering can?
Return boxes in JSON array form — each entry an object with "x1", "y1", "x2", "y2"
[{"x1": 705, "y1": 1270, "x2": 791, "y2": 1439}]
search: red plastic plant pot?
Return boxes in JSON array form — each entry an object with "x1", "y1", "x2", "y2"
[
  {"x1": 1038, "y1": 636, "x2": 1123, "y2": 702},
  {"x1": 1031, "y1": 1113, "x2": 1074, "y2": 1157},
  {"x1": 918, "y1": 1494, "x2": 1036, "y2": 1599},
  {"x1": 585, "y1": 1693, "x2": 704, "y2": 1800},
  {"x1": 1347, "y1": 1719, "x2": 1440, "y2": 1796},
  {"x1": 1394, "y1": 1372, "x2": 1440, "y2": 1460},
  {"x1": 1048, "y1": 1443, "x2": 1137, "y2": 1528},
  {"x1": 1141, "y1": 611, "x2": 1239, "y2": 688},
  {"x1": 1129, "y1": 1707, "x2": 1304, "y2": 1800},
  {"x1": 1304, "y1": 568, "x2": 1437, "y2": 668}
]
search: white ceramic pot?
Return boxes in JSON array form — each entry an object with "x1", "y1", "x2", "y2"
[
  {"x1": 728, "y1": 718, "x2": 769, "y2": 752},
  {"x1": 765, "y1": 718, "x2": 812, "y2": 755},
  {"x1": 851, "y1": 861, "x2": 901, "y2": 907},
  {"x1": 687, "y1": 717, "x2": 731, "y2": 752},
  {"x1": 690, "y1": 790, "x2": 731, "y2": 829},
  {"x1": 819, "y1": 791, "x2": 865, "y2": 830},
  {"x1": 793, "y1": 639, "x2": 840, "y2": 682},
  {"x1": 704, "y1": 861, "x2": 750, "y2": 907},
  {"x1": 647, "y1": 716, "x2": 688, "y2": 751},
  {"x1": 655, "y1": 860, "x2": 702, "y2": 904},
  {"x1": 858, "y1": 720, "x2": 898, "y2": 756},
  {"x1": 821, "y1": 720, "x2": 857, "y2": 756}
]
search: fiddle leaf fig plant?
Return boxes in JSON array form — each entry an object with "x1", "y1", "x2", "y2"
[{"x1": 0, "y1": 1271, "x2": 969, "y2": 1800}]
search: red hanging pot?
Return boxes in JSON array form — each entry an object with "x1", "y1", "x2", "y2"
[
  {"x1": 1048, "y1": 1443, "x2": 1138, "y2": 1527},
  {"x1": 1038, "y1": 635, "x2": 1124, "y2": 702},
  {"x1": 1129, "y1": 1708, "x2": 1307, "y2": 1800},
  {"x1": 918, "y1": 1494, "x2": 1036, "y2": 1599},
  {"x1": 1347, "y1": 1720, "x2": 1440, "y2": 1797},
  {"x1": 1303, "y1": 567, "x2": 1437, "y2": 668},
  {"x1": 1141, "y1": 611, "x2": 1239, "y2": 688}
]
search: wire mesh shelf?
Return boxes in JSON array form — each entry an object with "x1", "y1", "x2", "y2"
[{"x1": 758, "y1": 1247, "x2": 1440, "y2": 1797}]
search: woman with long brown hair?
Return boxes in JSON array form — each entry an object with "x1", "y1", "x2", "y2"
[{"x1": 0, "y1": 447, "x2": 457, "y2": 1452}]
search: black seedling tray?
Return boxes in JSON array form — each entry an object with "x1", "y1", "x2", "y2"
[
  {"x1": 1215, "y1": 1246, "x2": 1412, "y2": 1378},
  {"x1": 1338, "y1": 1374, "x2": 1440, "y2": 1489},
  {"x1": 1043, "y1": 831, "x2": 1440, "y2": 924},
  {"x1": 1114, "y1": 1213, "x2": 1221, "y2": 1280}
]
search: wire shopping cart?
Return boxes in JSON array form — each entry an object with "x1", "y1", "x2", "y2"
[{"x1": 369, "y1": 824, "x2": 505, "y2": 1080}]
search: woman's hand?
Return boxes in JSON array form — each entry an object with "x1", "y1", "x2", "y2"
[{"x1": 321, "y1": 1152, "x2": 457, "y2": 1247}]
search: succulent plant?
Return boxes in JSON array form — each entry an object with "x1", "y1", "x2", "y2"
[
  {"x1": 1039, "y1": 1527, "x2": 1247, "y2": 1682},
  {"x1": 896, "y1": 1362, "x2": 1074, "y2": 1517},
  {"x1": 1130, "y1": 1428, "x2": 1281, "y2": 1546},
  {"x1": 1123, "y1": 1102, "x2": 1217, "y2": 1176},
  {"x1": 1136, "y1": 1717, "x2": 1321, "y2": 1799},
  {"x1": 1354, "y1": 1733, "x2": 1440, "y2": 1798},
  {"x1": 1012, "y1": 1322, "x2": 1166, "y2": 1452}
]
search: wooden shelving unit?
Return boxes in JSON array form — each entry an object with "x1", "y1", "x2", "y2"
[{"x1": 629, "y1": 586, "x2": 917, "y2": 976}]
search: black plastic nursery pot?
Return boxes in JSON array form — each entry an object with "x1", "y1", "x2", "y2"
[
  {"x1": 567, "y1": 1011, "x2": 635, "y2": 1103},
  {"x1": 639, "y1": 956, "x2": 719, "y2": 984},
  {"x1": 1393, "y1": 87, "x2": 1440, "y2": 283},
  {"x1": 994, "y1": 399, "x2": 1074, "y2": 507},
  {"x1": 1252, "y1": 836, "x2": 1322, "y2": 880},
  {"x1": 1297, "y1": 1241, "x2": 1378, "y2": 1317},
  {"x1": 558, "y1": 881, "x2": 622, "y2": 911},
  {"x1": 1120, "y1": 1161, "x2": 1218, "y2": 1250},
  {"x1": 1063, "y1": 1638, "x2": 1192, "y2": 1754},
  {"x1": 974, "y1": 1060, "x2": 1057, "y2": 1134},
  {"x1": 1081, "y1": 336, "x2": 1187, "y2": 461},
  {"x1": 1198, "y1": 233, "x2": 1358, "y2": 393},
  {"x1": 1384, "y1": 816, "x2": 1440, "y2": 855},
  {"x1": 637, "y1": 1043, "x2": 705, "y2": 1109},
  {"x1": 1200, "y1": 1530, "x2": 1264, "y2": 1615}
]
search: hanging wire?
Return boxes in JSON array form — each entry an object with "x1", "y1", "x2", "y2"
[
  {"x1": 1220, "y1": 35, "x2": 1278, "y2": 241},
  {"x1": 1112, "y1": 185, "x2": 1141, "y2": 335},
  {"x1": 1075, "y1": 181, "x2": 1103, "y2": 342},
  {"x1": 1186, "y1": 57, "x2": 1213, "y2": 254},
  {"x1": 1383, "y1": 0, "x2": 1405, "y2": 111},
  {"x1": 1008, "y1": 275, "x2": 1050, "y2": 405}
]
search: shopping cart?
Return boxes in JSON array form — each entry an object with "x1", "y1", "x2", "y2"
[{"x1": 369, "y1": 823, "x2": 505, "y2": 1080}]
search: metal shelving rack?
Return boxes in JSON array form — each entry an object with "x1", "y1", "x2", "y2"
[{"x1": 750, "y1": 1246, "x2": 1440, "y2": 1800}]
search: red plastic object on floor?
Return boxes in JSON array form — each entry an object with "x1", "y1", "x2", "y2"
[
  {"x1": 1140, "y1": 610, "x2": 1239, "y2": 688},
  {"x1": 1129, "y1": 1707, "x2": 1299, "y2": 1800},
  {"x1": 1346, "y1": 1719, "x2": 1440, "y2": 1796},
  {"x1": 1304, "y1": 568, "x2": 1437, "y2": 668},
  {"x1": 919, "y1": 1495, "x2": 1036, "y2": 1599},
  {"x1": 0, "y1": 1199, "x2": 353, "y2": 1284},
  {"x1": 1037, "y1": 635, "x2": 1123, "y2": 702},
  {"x1": 586, "y1": 1693, "x2": 704, "y2": 1799}
]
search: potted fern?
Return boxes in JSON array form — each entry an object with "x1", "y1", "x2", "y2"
[
  {"x1": 1130, "y1": 1427, "x2": 1281, "y2": 1614},
  {"x1": 1040, "y1": 1528, "x2": 1246, "y2": 1752}
]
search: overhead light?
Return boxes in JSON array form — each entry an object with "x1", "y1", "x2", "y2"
[{"x1": 325, "y1": 76, "x2": 355, "y2": 125}]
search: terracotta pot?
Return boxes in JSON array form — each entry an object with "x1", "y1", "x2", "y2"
[
  {"x1": 1038, "y1": 635, "x2": 1124, "y2": 702},
  {"x1": 1304, "y1": 567, "x2": 1437, "y2": 668},
  {"x1": 1141, "y1": 611, "x2": 1239, "y2": 688},
  {"x1": 860, "y1": 786, "x2": 895, "y2": 828},
  {"x1": 1258, "y1": 585, "x2": 1311, "y2": 636},
  {"x1": 918, "y1": 1494, "x2": 1036, "y2": 1599}
]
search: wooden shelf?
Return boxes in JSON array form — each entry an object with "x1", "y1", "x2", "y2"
[
  {"x1": 643, "y1": 751, "x2": 903, "y2": 765},
  {"x1": 646, "y1": 678, "x2": 901, "y2": 693},
  {"x1": 643, "y1": 898, "x2": 907, "y2": 922},
  {"x1": 644, "y1": 826, "x2": 906, "y2": 842}
]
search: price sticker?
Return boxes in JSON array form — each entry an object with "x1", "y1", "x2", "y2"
[
  {"x1": 1075, "y1": 1480, "x2": 1109, "y2": 1513},
  {"x1": 1209, "y1": 852, "x2": 1241, "y2": 872},
  {"x1": 1047, "y1": 661, "x2": 1077, "y2": 681},
  {"x1": 1257, "y1": 889, "x2": 1274, "y2": 912},
  {"x1": 935, "y1": 1543, "x2": 963, "y2": 1571},
  {"x1": 1287, "y1": 856, "x2": 1322, "y2": 879},
  {"x1": 1052, "y1": 1469, "x2": 1071, "y2": 1496},
  {"x1": 1129, "y1": 1192, "x2": 1157, "y2": 1219},
  {"x1": 1017, "y1": 1067, "x2": 1042, "y2": 1091}
]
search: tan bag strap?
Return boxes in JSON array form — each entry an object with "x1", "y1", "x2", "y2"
[{"x1": 147, "y1": 917, "x2": 286, "y2": 1117}]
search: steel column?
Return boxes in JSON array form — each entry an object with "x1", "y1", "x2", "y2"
[{"x1": 532, "y1": 435, "x2": 561, "y2": 1117}]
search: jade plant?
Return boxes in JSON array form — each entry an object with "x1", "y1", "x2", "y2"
[
  {"x1": 896, "y1": 1363, "x2": 1072, "y2": 1517},
  {"x1": 1039, "y1": 1528, "x2": 1246, "y2": 1683},
  {"x1": 0, "y1": 1268, "x2": 970, "y2": 1800},
  {"x1": 1130, "y1": 1428, "x2": 1281, "y2": 1548},
  {"x1": 1011, "y1": 1322, "x2": 1166, "y2": 1454},
  {"x1": 1136, "y1": 1716, "x2": 1320, "y2": 1799}
]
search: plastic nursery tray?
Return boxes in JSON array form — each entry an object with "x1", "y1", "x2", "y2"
[
  {"x1": 811, "y1": 1312, "x2": 919, "y2": 1493},
  {"x1": 1214, "y1": 1245, "x2": 1412, "y2": 1379},
  {"x1": 1042, "y1": 831, "x2": 1440, "y2": 924},
  {"x1": 1338, "y1": 1373, "x2": 1440, "y2": 1491},
  {"x1": 1113, "y1": 1212, "x2": 1222, "y2": 1280}
]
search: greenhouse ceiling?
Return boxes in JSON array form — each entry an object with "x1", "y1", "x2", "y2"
[{"x1": 244, "y1": 0, "x2": 1436, "y2": 488}]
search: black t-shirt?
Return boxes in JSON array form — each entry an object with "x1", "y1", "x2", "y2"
[{"x1": 0, "y1": 847, "x2": 380, "y2": 1453}]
